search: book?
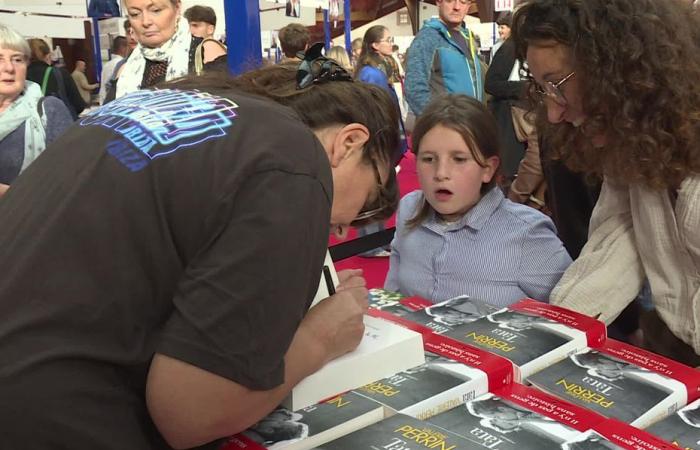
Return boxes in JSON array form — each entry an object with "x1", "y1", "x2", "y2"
[
  {"x1": 440, "y1": 299, "x2": 607, "y2": 379},
  {"x1": 426, "y1": 383, "x2": 610, "y2": 449},
  {"x1": 646, "y1": 398, "x2": 700, "y2": 449},
  {"x1": 593, "y1": 419, "x2": 677, "y2": 450},
  {"x1": 229, "y1": 392, "x2": 384, "y2": 450},
  {"x1": 354, "y1": 350, "x2": 489, "y2": 420},
  {"x1": 282, "y1": 314, "x2": 425, "y2": 411},
  {"x1": 368, "y1": 303, "x2": 517, "y2": 391},
  {"x1": 395, "y1": 295, "x2": 500, "y2": 335},
  {"x1": 527, "y1": 339, "x2": 700, "y2": 428},
  {"x1": 317, "y1": 412, "x2": 480, "y2": 449}
]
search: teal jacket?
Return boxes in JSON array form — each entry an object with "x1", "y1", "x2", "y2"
[{"x1": 405, "y1": 18, "x2": 483, "y2": 115}]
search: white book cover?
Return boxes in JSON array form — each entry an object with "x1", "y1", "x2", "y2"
[
  {"x1": 354, "y1": 351, "x2": 488, "y2": 420},
  {"x1": 283, "y1": 314, "x2": 425, "y2": 411}
]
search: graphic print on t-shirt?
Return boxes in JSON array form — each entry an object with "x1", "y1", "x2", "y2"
[{"x1": 80, "y1": 89, "x2": 238, "y2": 171}]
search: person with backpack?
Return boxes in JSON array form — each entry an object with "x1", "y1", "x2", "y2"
[
  {"x1": 0, "y1": 25, "x2": 73, "y2": 197},
  {"x1": 26, "y1": 38, "x2": 85, "y2": 119}
]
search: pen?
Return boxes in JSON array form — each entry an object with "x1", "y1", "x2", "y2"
[{"x1": 323, "y1": 265, "x2": 336, "y2": 296}]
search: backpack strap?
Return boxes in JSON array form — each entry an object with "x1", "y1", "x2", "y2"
[
  {"x1": 36, "y1": 97, "x2": 48, "y2": 129},
  {"x1": 194, "y1": 38, "x2": 227, "y2": 75},
  {"x1": 40, "y1": 66, "x2": 52, "y2": 95}
]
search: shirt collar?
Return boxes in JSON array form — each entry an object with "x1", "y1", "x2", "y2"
[{"x1": 424, "y1": 186, "x2": 504, "y2": 233}]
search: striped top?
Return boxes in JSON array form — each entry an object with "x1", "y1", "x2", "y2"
[
  {"x1": 551, "y1": 175, "x2": 700, "y2": 354},
  {"x1": 384, "y1": 187, "x2": 572, "y2": 307}
]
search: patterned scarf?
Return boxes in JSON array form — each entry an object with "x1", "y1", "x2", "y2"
[
  {"x1": 115, "y1": 19, "x2": 191, "y2": 99},
  {"x1": 0, "y1": 81, "x2": 46, "y2": 173}
]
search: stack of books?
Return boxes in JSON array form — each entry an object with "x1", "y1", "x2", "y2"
[
  {"x1": 225, "y1": 289, "x2": 700, "y2": 450},
  {"x1": 646, "y1": 398, "x2": 700, "y2": 449},
  {"x1": 527, "y1": 338, "x2": 700, "y2": 428}
]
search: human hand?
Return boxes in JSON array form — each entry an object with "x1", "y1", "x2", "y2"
[
  {"x1": 336, "y1": 269, "x2": 365, "y2": 291},
  {"x1": 0, "y1": 183, "x2": 9, "y2": 197},
  {"x1": 300, "y1": 281, "x2": 369, "y2": 365}
]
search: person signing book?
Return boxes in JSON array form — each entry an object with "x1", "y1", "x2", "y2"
[{"x1": 0, "y1": 47, "x2": 400, "y2": 449}]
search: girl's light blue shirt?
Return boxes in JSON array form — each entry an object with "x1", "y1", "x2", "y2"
[{"x1": 385, "y1": 188, "x2": 572, "y2": 307}]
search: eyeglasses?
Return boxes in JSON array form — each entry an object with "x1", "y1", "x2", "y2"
[
  {"x1": 296, "y1": 42, "x2": 354, "y2": 90},
  {"x1": 534, "y1": 71, "x2": 575, "y2": 106},
  {"x1": 351, "y1": 157, "x2": 394, "y2": 225},
  {"x1": 379, "y1": 36, "x2": 394, "y2": 44}
]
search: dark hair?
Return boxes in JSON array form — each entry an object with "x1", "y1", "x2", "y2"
[
  {"x1": 166, "y1": 65, "x2": 400, "y2": 222},
  {"x1": 111, "y1": 36, "x2": 127, "y2": 54},
  {"x1": 184, "y1": 5, "x2": 217, "y2": 26},
  {"x1": 496, "y1": 11, "x2": 513, "y2": 27},
  {"x1": 278, "y1": 24, "x2": 310, "y2": 58},
  {"x1": 512, "y1": 0, "x2": 700, "y2": 189},
  {"x1": 407, "y1": 94, "x2": 501, "y2": 228},
  {"x1": 27, "y1": 38, "x2": 51, "y2": 62},
  {"x1": 354, "y1": 25, "x2": 391, "y2": 79}
]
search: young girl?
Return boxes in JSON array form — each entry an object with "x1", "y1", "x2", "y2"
[{"x1": 385, "y1": 95, "x2": 571, "y2": 307}]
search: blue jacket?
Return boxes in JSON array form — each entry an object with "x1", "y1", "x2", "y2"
[
  {"x1": 405, "y1": 18, "x2": 483, "y2": 115},
  {"x1": 357, "y1": 64, "x2": 408, "y2": 161},
  {"x1": 88, "y1": 0, "x2": 120, "y2": 18}
]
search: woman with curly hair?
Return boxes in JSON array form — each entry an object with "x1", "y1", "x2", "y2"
[{"x1": 512, "y1": 0, "x2": 700, "y2": 365}]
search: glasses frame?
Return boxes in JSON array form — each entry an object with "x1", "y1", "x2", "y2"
[
  {"x1": 534, "y1": 71, "x2": 575, "y2": 106},
  {"x1": 351, "y1": 157, "x2": 391, "y2": 224}
]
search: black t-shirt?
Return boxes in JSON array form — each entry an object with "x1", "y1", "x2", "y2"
[{"x1": 0, "y1": 88, "x2": 332, "y2": 449}]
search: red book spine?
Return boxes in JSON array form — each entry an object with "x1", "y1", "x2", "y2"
[{"x1": 218, "y1": 434, "x2": 267, "y2": 450}]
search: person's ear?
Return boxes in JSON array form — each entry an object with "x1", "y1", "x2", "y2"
[
  {"x1": 329, "y1": 123, "x2": 370, "y2": 168},
  {"x1": 371, "y1": 41, "x2": 380, "y2": 53},
  {"x1": 480, "y1": 156, "x2": 500, "y2": 184}
]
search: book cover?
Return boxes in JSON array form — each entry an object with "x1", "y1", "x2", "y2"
[
  {"x1": 527, "y1": 339, "x2": 694, "y2": 428},
  {"x1": 283, "y1": 314, "x2": 425, "y2": 411},
  {"x1": 441, "y1": 306, "x2": 587, "y2": 378},
  {"x1": 317, "y1": 413, "x2": 480, "y2": 450},
  {"x1": 426, "y1": 384, "x2": 608, "y2": 449},
  {"x1": 593, "y1": 419, "x2": 677, "y2": 450},
  {"x1": 646, "y1": 399, "x2": 700, "y2": 449},
  {"x1": 232, "y1": 392, "x2": 384, "y2": 450},
  {"x1": 397, "y1": 295, "x2": 500, "y2": 335},
  {"x1": 368, "y1": 304, "x2": 517, "y2": 390},
  {"x1": 354, "y1": 350, "x2": 488, "y2": 420}
]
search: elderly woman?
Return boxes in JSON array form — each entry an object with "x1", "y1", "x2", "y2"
[
  {"x1": 0, "y1": 25, "x2": 72, "y2": 197},
  {"x1": 109, "y1": 0, "x2": 226, "y2": 100}
]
